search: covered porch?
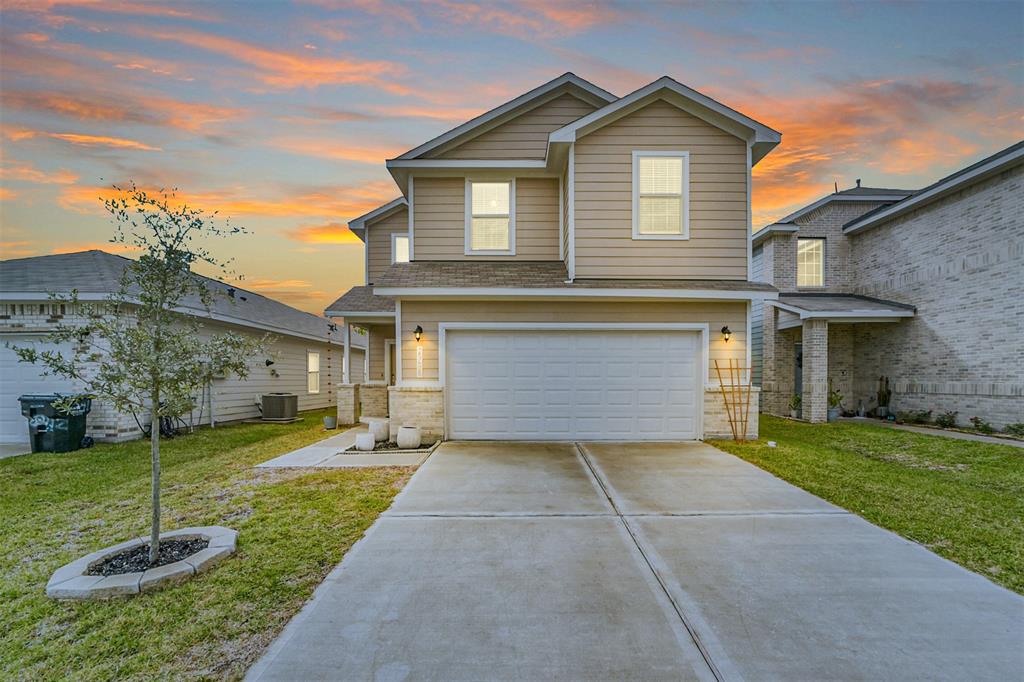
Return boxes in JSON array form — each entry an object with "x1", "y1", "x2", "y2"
[
  {"x1": 325, "y1": 285, "x2": 396, "y2": 423},
  {"x1": 762, "y1": 294, "x2": 915, "y2": 422}
]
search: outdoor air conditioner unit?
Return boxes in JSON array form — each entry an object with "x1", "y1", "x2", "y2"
[{"x1": 261, "y1": 393, "x2": 298, "y2": 421}]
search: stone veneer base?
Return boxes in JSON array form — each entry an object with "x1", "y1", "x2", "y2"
[{"x1": 46, "y1": 526, "x2": 237, "y2": 600}]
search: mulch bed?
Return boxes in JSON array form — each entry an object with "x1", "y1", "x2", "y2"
[
  {"x1": 348, "y1": 441, "x2": 434, "y2": 453},
  {"x1": 87, "y1": 537, "x2": 209, "y2": 576}
]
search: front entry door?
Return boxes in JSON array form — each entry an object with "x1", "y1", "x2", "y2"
[{"x1": 794, "y1": 342, "x2": 803, "y2": 396}]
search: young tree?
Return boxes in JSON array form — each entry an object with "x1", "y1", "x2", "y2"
[{"x1": 13, "y1": 184, "x2": 267, "y2": 563}]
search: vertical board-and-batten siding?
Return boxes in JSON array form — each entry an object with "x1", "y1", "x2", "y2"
[
  {"x1": 573, "y1": 99, "x2": 749, "y2": 279},
  {"x1": 413, "y1": 177, "x2": 560, "y2": 260},
  {"x1": 366, "y1": 207, "x2": 408, "y2": 284},
  {"x1": 426, "y1": 93, "x2": 597, "y2": 160}
]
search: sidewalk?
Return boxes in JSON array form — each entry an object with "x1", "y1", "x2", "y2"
[
  {"x1": 256, "y1": 425, "x2": 431, "y2": 468},
  {"x1": 840, "y1": 418, "x2": 1024, "y2": 449}
]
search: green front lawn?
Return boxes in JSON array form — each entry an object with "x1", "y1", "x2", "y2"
[
  {"x1": 710, "y1": 415, "x2": 1024, "y2": 594},
  {"x1": 0, "y1": 409, "x2": 412, "y2": 680}
]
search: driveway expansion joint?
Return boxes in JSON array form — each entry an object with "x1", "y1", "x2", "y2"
[{"x1": 575, "y1": 442, "x2": 727, "y2": 682}]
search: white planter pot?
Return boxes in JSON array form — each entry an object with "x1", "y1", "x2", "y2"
[
  {"x1": 368, "y1": 419, "x2": 389, "y2": 442},
  {"x1": 355, "y1": 433, "x2": 375, "y2": 451},
  {"x1": 396, "y1": 426, "x2": 421, "y2": 450}
]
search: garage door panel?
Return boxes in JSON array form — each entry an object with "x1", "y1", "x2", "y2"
[{"x1": 446, "y1": 329, "x2": 700, "y2": 441}]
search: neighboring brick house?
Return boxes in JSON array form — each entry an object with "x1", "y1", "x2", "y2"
[
  {"x1": 753, "y1": 141, "x2": 1023, "y2": 428},
  {"x1": 0, "y1": 250, "x2": 362, "y2": 446}
]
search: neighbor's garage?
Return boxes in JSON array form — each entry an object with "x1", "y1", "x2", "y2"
[
  {"x1": 0, "y1": 335, "x2": 78, "y2": 445},
  {"x1": 445, "y1": 329, "x2": 701, "y2": 440}
]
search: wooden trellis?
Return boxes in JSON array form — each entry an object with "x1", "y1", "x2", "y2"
[{"x1": 714, "y1": 359, "x2": 753, "y2": 441}]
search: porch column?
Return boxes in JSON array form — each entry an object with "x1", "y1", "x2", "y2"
[
  {"x1": 342, "y1": 321, "x2": 351, "y2": 384},
  {"x1": 802, "y1": 318, "x2": 829, "y2": 423}
]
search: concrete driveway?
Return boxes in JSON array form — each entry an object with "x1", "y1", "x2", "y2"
[{"x1": 248, "y1": 441, "x2": 1024, "y2": 681}]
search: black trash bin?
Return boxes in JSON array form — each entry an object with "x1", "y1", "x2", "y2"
[{"x1": 18, "y1": 394, "x2": 92, "y2": 453}]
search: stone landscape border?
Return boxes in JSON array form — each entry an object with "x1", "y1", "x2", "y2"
[
  {"x1": 342, "y1": 441, "x2": 440, "y2": 456},
  {"x1": 46, "y1": 526, "x2": 237, "y2": 600}
]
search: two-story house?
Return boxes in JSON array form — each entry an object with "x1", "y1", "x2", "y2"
[
  {"x1": 326, "y1": 73, "x2": 781, "y2": 442},
  {"x1": 753, "y1": 141, "x2": 1023, "y2": 427}
]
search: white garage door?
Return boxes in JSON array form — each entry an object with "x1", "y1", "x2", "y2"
[
  {"x1": 446, "y1": 329, "x2": 701, "y2": 440},
  {"x1": 0, "y1": 335, "x2": 79, "y2": 444}
]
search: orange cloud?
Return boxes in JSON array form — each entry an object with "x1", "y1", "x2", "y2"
[
  {"x1": 740, "y1": 77, "x2": 1010, "y2": 226},
  {"x1": 235, "y1": 278, "x2": 314, "y2": 290},
  {"x1": 0, "y1": 161, "x2": 79, "y2": 184},
  {"x1": 47, "y1": 132, "x2": 161, "y2": 151},
  {"x1": 0, "y1": 241, "x2": 35, "y2": 258},
  {"x1": 270, "y1": 138, "x2": 405, "y2": 164},
  {"x1": 287, "y1": 222, "x2": 363, "y2": 244},
  {"x1": 128, "y1": 25, "x2": 406, "y2": 91},
  {"x1": 419, "y1": 0, "x2": 619, "y2": 38},
  {"x1": 57, "y1": 180, "x2": 398, "y2": 222},
  {"x1": 2, "y1": 90, "x2": 242, "y2": 132},
  {"x1": 0, "y1": 188, "x2": 18, "y2": 201}
]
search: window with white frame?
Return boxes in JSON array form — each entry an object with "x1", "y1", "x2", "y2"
[
  {"x1": 307, "y1": 351, "x2": 320, "y2": 393},
  {"x1": 466, "y1": 180, "x2": 514, "y2": 254},
  {"x1": 391, "y1": 233, "x2": 410, "y2": 263},
  {"x1": 797, "y1": 238, "x2": 824, "y2": 287},
  {"x1": 632, "y1": 151, "x2": 689, "y2": 239}
]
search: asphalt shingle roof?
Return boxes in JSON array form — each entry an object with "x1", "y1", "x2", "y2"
[
  {"x1": 778, "y1": 293, "x2": 915, "y2": 314},
  {"x1": 374, "y1": 261, "x2": 777, "y2": 292},
  {"x1": 0, "y1": 250, "x2": 335, "y2": 340},
  {"x1": 325, "y1": 285, "x2": 395, "y2": 314}
]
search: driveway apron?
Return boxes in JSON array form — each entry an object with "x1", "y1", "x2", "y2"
[{"x1": 248, "y1": 441, "x2": 1024, "y2": 681}]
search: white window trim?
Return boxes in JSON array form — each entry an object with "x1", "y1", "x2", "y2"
[
  {"x1": 391, "y1": 232, "x2": 410, "y2": 264},
  {"x1": 307, "y1": 350, "x2": 321, "y2": 394},
  {"x1": 631, "y1": 150, "x2": 690, "y2": 241},
  {"x1": 796, "y1": 237, "x2": 826, "y2": 288},
  {"x1": 464, "y1": 178, "x2": 516, "y2": 256}
]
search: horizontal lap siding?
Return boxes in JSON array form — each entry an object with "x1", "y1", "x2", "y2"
[
  {"x1": 367, "y1": 208, "x2": 408, "y2": 284},
  {"x1": 399, "y1": 300, "x2": 747, "y2": 384},
  {"x1": 195, "y1": 322, "x2": 340, "y2": 424},
  {"x1": 428, "y1": 93, "x2": 597, "y2": 160},
  {"x1": 413, "y1": 177, "x2": 559, "y2": 261},
  {"x1": 574, "y1": 100, "x2": 749, "y2": 279}
]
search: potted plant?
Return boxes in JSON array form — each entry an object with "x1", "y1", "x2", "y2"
[
  {"x1": 876, "y1": 375, "x2": 892, "y2": 418},
  {"x1": 827, "y1": 379, "x2": 843, "y2": 422},
  {"x1": 788, "y1": 394, "x2": 801, "y2": 419}
]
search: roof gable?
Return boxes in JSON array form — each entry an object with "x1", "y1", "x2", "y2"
[
  {"x1": 549, "y1": 76, "x2": 781, "y2": 165},
  {"x1": 348, "y1": 197, "x2": 407, "y2": 241},
  {"x1": 395, "y1": 73, "x2": 616, "y2": 161}
]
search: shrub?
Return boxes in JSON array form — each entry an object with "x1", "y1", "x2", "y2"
[
  {"x1": 935, "y1": 411, "x2": 958, "y2": 428},
  {"x1": 1005, "y1": 423, "x2": 1024, "y2": 437},
  {"x1": 969, "y1": 416, "x2": 994, "y2": 434},
  {"x1": 897, "y1": 409, "x2": 932, "y2": 425}
]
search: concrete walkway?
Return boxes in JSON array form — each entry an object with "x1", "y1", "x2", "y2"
[
  {"x1": 248, "y1": 441, "x2": 1024, "y2": 681},
  {"x1": 0, "y1": 443, "x2": 31, "y2": 460},
  {"x1": 840, "y1": 417, "x2": 1024, "y2": 448},
  {"x1": 256, "y1": 425, "x2": 430, "y2": 468}
]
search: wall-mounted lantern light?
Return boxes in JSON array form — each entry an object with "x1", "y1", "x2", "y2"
[
  {"x1": 265, "y1": 359, "x2": 275, "y2": 367},
  {"x1": 413, "y1": 325, "x2": 423, "y2": 342},
  {"x1": 721, "y1": 326, "x2": 732, "y2": 343}
]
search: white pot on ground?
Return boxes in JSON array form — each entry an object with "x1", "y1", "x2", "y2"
[
  {"x1": 368, "y1": 418, "x2": 389, "y2": 442},
  {"x1": 396, "y1": 426, "x2": 421, "y2": 449},
  {"x1": 355, "y1": 433, "x2": 375, "y2": 451}
]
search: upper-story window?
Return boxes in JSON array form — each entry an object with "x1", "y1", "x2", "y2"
[
  {"x1": 797, "y1": 238, "x2": 824, "y2": 287},
  {"x1": 391, "y1": 233, "x2": 410, "y2": 264},
  {"x1": 632, "y1": 151, "x2": 689, "y2": 240},
  {"x1": 465, "y1": 179, "x2": 515, "y2": 255}
]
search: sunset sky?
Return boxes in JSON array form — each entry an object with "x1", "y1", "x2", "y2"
[{"x1": 1, "y1": 0, "x2": 1021, "y2": 313}]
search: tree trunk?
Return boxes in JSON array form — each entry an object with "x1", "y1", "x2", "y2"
[{"x1": 149, "y1": 405, "x2": 161, "y2": 565}]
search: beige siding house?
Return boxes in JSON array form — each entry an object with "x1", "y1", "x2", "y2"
[
  {"x1": 753, "y1": 142, "x2": 1023, "y2": 428},
  {"x1": 327, "y1": 73, "x2": 781, "y2": 442},
  {"x1": 0, "y1": 250, "x2": 356, "y2": 445}
]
